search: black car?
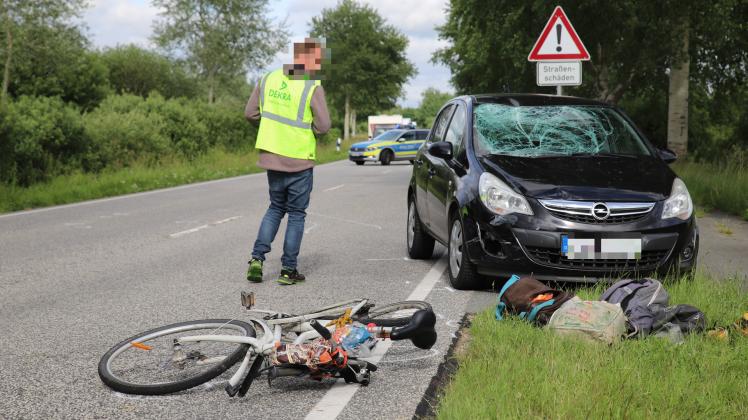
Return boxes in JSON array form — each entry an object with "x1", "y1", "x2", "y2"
[{"x1": 406, "y1": 94, "x2": 698, "y2": 289}]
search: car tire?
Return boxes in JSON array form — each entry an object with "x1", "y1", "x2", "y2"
[
  {"x1": 407, "y1": 197, "x2": 435, "y2": 260},
  {"x1": 447, "y1": 215, "x2": 482, "y2": 290},
  {"x1": 355, "y1": 161, "x2": 365, "y2": 166},
  {"x1": 380, "y1": 150, "x2": 393, "y2": 165}
]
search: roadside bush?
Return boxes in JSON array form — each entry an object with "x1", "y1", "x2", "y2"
[
  {"x1": 200, "y1": 102, "x2": 258, "y2": 151},
  {"x1": 1, "y1": 96, "x2": 90, "y2": 186},
  {"x1": 84, "y1": 105, "x2": 169, "y2": 169},
  {"x1": 318, "y1": 127, "x2": 342, "y2": 145}
]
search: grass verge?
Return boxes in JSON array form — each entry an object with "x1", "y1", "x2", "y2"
[
  {"x1": 0, "y1": 138, "x2": 361, "y2": 213},
  {"x1": 437, "y1": 273, "x2": 748, "y2": 419},
  {"x1": 673, "y1": 159, "x2": 748, "y2": 221}
]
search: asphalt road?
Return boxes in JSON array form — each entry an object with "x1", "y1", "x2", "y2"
[
  {"x1": 0, "y1": 160, "x2": 494, "y2": 419},
  {"x1": 1, "y1": 159, "x2": 744, "y2": 419}
]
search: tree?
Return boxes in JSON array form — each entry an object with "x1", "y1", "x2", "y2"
[
  {"x1": 311, "y1": 0, "x2": 416, "y2": 139},
  {"x1": 416, "y1": 88, "x2": 453, "y2": 128},
  {"x1": 0, "y1": 0, "x2": 87, "y2": 109},
  {"x1": 152, "y1": 0, "x2": 288, "y2": 104},
  {"x1": 101, "y1": 44, "x2": 199, "y2": 99}
]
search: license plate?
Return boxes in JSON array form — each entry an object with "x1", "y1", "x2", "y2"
[
  {"x1": 349, "y1": 152, "x2": 363, "y2": 157},
  {"x1": 562, "y1": 235, "x2": 641, "y2": 260}
]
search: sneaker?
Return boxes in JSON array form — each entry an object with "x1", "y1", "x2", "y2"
[
  {"x1": 277, "y1": 268, "x2": 305, "y2": 285},
  {"x1": 247, "y1": 258, "x2": 263, "y2": 283}
]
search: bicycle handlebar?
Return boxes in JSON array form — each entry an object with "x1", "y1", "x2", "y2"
[{"x1": 308, "y1": 319, "x2": 332, "y2": 340}]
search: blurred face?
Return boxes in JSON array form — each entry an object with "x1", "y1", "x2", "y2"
[{"x1": 294, "y1": 42, "x2": 323, "y2": 71}]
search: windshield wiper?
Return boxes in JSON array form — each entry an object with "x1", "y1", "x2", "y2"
[{"x1": 569, "y1": 152, "x2": 639, "y2": 158}]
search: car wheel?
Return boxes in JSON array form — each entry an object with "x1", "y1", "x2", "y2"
[
  {"x1": 380, "y1": 150, "x2": 393, "y2": 165},
  {"x1": 447, "y1": 215, "x2": 481, "y2": 290},
  {"x1": 355, "y1": 161, "x2": 365, "y2": 166},
  {"x1": 407, "y1": 198, "x2": 435, "y2": 259}
]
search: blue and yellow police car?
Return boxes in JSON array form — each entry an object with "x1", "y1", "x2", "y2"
[{"x1": 348, "y1": 129, "x2": 430, "y2": 165}]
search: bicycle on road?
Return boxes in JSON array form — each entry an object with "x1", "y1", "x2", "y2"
[{"x1": 98, "y1": 293, "x2": 436, "y2": 397}]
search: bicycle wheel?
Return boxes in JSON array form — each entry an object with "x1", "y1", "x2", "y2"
[
  {"x1": 99, "y1": 319, "x2": 255, "y2": 395},
  {"x1": 355, "y1": 301, "x2": 433, "y2": 327}
]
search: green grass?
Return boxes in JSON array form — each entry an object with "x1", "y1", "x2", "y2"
[
  {"x1": 0, "y1": 138, "x2": 361, "y2": 213},
  {"x1": 437, "y1": 273, "x2": 748, "y2": 419},
  {"x1": 673, "y1": 159, "x2": 748, "y2": 221}
]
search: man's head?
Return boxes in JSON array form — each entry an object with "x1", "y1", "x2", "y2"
[{"x1": 286, "y1": 38, "x2": 327, "y2": 78}]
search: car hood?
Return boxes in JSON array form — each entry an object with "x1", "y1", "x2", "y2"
[
  {"x1": 351, "y1": 140, "x2": 378, "y2": 148},
  {"x1": 480, "y1": 154, "x2": 674, "y2": 201}
]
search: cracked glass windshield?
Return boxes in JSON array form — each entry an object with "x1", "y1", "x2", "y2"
[{"x1": 473, "y1": 104, "x2": 652, "y2": 158}]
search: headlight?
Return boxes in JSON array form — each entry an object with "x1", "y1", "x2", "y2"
[
  {"x1": 479, "y1": 172, "x2": 533, "y2": 216},
  {"x1": 366, "y1": 147, "x2": 376, "y2": 151},
  {"x1": 662, "y1": 178, "x2": 693, "y2": 220}
]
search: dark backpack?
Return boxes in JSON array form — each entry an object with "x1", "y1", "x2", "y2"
[
  {"x1": 600, "y1": 278, "x2": 706, "y2": 338},
  {"x1": 495, "y1": 275, "x2": 573, "y2": 325}
]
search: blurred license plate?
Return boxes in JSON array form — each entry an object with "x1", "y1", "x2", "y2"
[
  {"x1": 561, "y1": 236, "x2": 641, "y2": 260},
  {"x1": 350, "y1": 152, "x2": 363, "y2": 157}
]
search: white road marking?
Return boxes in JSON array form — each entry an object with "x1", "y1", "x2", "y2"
[
  {"x1": 307, "y1": 212, "x2": 383, "y2": 230},
  {"x1": 323, "y1": 184, "x2": 345, "y2": 192},
  {"x1": 169, "y1": 216, "x2": 242, "y2": 238},
  {"x1": 304, "y1": 256, "x2": 448, "y2": 420}
]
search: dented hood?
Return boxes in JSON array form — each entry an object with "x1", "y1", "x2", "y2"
[{"x1": 480, "y1": 154, "x2": 674, "y2": 202}]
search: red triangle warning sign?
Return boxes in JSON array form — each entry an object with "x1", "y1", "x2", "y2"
[{"x1": 528, "y1": 6, "x2": 590, "y2": 61}]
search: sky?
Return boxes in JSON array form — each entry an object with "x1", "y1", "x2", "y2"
[{"x1": 82, "y1": 0, "x2": 454, "y2": 107}]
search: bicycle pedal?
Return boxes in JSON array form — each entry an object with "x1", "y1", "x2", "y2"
[{"x1": 241, "y1": 291, "x2": 255, "y2": 309}]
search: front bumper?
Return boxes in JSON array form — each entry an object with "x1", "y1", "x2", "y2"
[
  {"x1": 461, "y1": 199, "x2": 699, "y2": 283},
  {"x1": 348, "y1": 152, "x2": 379, "y2": 162}
]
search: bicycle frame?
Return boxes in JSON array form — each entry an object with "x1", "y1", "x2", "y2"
[{"x1": 175, "y1": 299, "x2": 381, "y2": 390}]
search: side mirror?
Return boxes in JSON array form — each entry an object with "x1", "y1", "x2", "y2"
[
  {"x1": 428, "y1": 141, "x2": 453, "y2": 160},
  {"x1": 658, "y1": 148, "x2": 677, "y2": 164}
]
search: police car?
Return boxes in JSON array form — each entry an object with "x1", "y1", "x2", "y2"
[{"x1": 348, "y1": 129, "x2": 430, "y2": 165}]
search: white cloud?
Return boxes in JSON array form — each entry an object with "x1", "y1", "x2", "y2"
[{"x1": 83, "y1": 0, "x2": 159, "y2": 48}]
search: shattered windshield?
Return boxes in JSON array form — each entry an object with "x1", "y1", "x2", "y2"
[{"x1": 473, "y1": 104, "x2": 652, "y2": 158}]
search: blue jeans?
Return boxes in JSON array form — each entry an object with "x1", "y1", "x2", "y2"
[{"x1": 251, "y1": 169, "x2": 313, "y2": 269}]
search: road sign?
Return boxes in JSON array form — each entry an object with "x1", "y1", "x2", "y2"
[
  {"x1": 536, "y1": 62, "x2": 582, "y2": 86},
  {"x1": 528, "y1": 6, "x2": 590, "y2": 61}
]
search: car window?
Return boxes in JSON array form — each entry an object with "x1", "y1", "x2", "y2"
[
  {"x1": 472, "y1": 104, "x2": 653, "y2": 157},
  {"x1": 416, "y1": 130, "x2": 429, "y2": 140},
  {"x1": 400, "y1": 131, "x2": 416, "y2": 140},
  {"x1": 444, "y1": 103, "x2": 466, "y2": 150},
  {"x1": 431, "y1": 105, "x2": 454, "y2": 142}
]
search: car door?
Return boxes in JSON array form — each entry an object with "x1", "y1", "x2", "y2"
[
  {"x1": 416, "y1": 104, "x2": 454, "y2": 237},
  {"x1": 428, "y1": 102, "x2": 467, "y2": 241},
  {"x1": 396, "y1": 130, "x2": 418, "y2": 160}
]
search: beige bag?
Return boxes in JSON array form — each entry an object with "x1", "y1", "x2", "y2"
[{"x1": 546, "y1": 297, "x2": 627, "y2": 345}]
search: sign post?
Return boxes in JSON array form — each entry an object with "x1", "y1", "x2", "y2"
[{"x1": 528, "y1": 6, "x2": 590, "y2": 95}]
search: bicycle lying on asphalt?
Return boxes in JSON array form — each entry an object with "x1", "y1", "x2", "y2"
[{"x1": 98, "y1": 293, "x2": 437, "y2": 397}]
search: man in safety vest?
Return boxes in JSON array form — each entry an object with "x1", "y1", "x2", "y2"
[{"x1": 244, "y1": 38, "x2": 331, "y2": 285}]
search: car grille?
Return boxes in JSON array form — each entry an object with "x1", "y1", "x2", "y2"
[
  {"x1": 351, "y1": 147, "x2": 366, "y2": 152},
  {"x1": 547, "y1": 211, "x2": 647, "y2": 224},
  {"x1": 539, "y1": 199, "x2": 655, "y2": 225},
  {"x1": 525, "y1": 246, "x2": 669, "y2": 271}
]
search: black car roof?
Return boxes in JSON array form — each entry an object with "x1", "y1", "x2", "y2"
[{"x1": 467, "y1": 93, "x2": 611, "y2": 107}]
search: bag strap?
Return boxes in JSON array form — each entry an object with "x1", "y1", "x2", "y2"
[
  {"x1": 526, "y1": 299, "x2": 556, "y2": 322},
  {"x1": 495, "y1": 274, "x2": 520, "y2": 321}
]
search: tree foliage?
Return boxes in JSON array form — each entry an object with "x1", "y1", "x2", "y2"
[
  {"x1": 151, "y1": 0, "x2": 288, "y2": 103},
  {"x1": 310, "y1": 0, "x2": 416, "y2": 136},
  {"x1": 101, "y1": 44, "x2": 199, "y2": 99}
]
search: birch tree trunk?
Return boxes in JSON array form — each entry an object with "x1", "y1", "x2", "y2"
[
  {"x1": 344, "y1": 94, "x2": 350, "y2": 140},
  {"x1": 667, "y1": 27, "x2": 689, "y2": 157},
  {"x1": 350, "y1": 109, "x2": 357, "y2": 136},
  {"x1": 1, "y1": 12, "x2": 12, "y2": 110}
]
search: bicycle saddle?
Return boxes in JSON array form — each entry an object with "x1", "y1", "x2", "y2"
[{"x1": 390, "y1": 309, "x2": 437, "y2": 349}]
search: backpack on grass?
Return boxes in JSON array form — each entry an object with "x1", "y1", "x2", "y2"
[
  {"x1": 546, "y1": 297, "x2": 627, "y2": 345},
  {"x1": 495, "y1": 275, "x2": 573, "y2": 325}
]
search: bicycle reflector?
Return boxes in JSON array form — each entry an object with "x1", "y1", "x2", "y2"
[{"x1": 130, "y1": 341, "x2": 152, "y2": 351}]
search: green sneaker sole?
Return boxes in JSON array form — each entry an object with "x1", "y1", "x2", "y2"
[
  {"x1": 247, "y1": 264, "x2": 263, "y2": 283},
  {"x1": 277, "y1": 276, "x2": 304, "y2": 285}
]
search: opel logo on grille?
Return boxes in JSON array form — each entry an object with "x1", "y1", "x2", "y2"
[{"x1": 592, "y1": 202, "x2": 610, "y2": 220}]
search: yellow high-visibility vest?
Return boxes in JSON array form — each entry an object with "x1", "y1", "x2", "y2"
[{"x1": 255, "y1": 69, "x2": 320, "y2": 160}]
